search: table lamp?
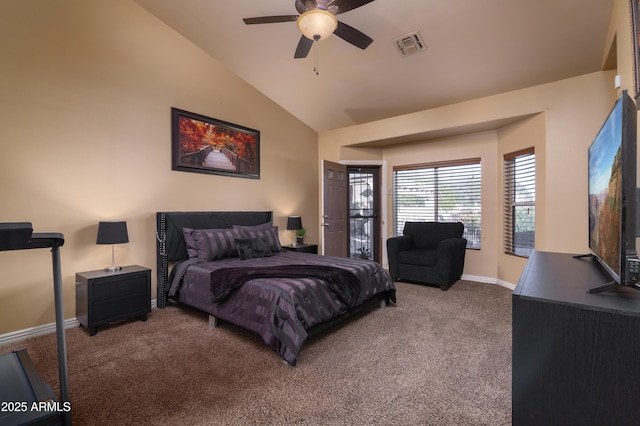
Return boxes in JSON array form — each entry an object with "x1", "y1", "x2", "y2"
[
  {"x1": 287, "y1": 216, "x2": 303, "y2": 246},
  {"x1": 96, "y1": 221, "x2": 128, "y2": 272}
]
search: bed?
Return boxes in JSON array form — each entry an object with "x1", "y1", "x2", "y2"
[{"x1": 155, "y1": 211, "x2": 396, "y2": 365}]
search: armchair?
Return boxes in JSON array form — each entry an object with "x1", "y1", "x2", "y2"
[{"x1": 387, "y1": 222, "x2": 467, "y2": 291}]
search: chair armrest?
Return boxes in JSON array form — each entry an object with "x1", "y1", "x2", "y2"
[
  {"x1": 387, "y1": 235, "x2": 414, "y2": 253},
  {"x1": 437, "y1": 237, "x2": 467, "y2": 254},
  {"x1": 436, "y1": 237, "x2": 468, "y2": 279},
  {"x1": 386, "y1": 235, "x2": 414, "y2": 279}
]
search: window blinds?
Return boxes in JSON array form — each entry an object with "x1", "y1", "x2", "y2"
[
  {"x1": 504, "y1": 148, "x2": 535, "y2": 257},
  {"x1": 393, "y1": 158, "x2": 482, "y2": 248}
]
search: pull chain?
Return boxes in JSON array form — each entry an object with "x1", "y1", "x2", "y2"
[
  {"x1": 313, "y1": 35, "x2": 320, "y2": 76},
  {"x1": 314, "y1": 41, "x2": 318, "y2": 75}
]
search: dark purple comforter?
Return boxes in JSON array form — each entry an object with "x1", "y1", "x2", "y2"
[
  {"x1": 168, "y1": 251, "x2": 396, "y2": 365},
  {"x1": 209, "y1": 264, "x2": 362, "y2": 307}
]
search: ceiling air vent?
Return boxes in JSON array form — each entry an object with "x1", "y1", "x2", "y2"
[{"x1": 394, "y1": 31, "x2": 426, "y2": 56}]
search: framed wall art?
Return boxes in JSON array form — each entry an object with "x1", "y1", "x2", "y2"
[{"x1": 171, "y1": 108, "x2": 260, "y2": 179}]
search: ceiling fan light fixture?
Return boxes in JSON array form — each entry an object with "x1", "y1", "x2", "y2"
[{"x1": 297, "y1": 9, "x2": 337, "y2": 41}]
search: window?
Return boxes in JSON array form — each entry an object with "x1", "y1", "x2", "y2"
[
  {"x1": 393, "y1": 158, "x2": 482, "y2": 248},
  {"x1": 504, "y1": 148, "x2": 535, "y2": 257}
]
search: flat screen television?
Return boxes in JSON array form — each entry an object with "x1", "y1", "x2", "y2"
[{"x1": 582, "y1": 89, "x2": 640, "y2": 293}]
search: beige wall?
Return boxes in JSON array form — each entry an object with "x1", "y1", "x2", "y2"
[
  {"x1": 383, "y1": 132, "x2": 500, "y2": 281},
  {"x1": 320, "y1": 71, "x2": 618, "y2": 285},
  {"x1": 0, "y1": 0, "x2": 319, "y2": 334},
  {"x1": 496, "y1": 113, "x2": 546, "y2": 283}
]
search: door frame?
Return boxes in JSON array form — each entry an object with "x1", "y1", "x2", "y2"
[{"x1": 322, "y1": 160, "x2": 389, "y2": 268}]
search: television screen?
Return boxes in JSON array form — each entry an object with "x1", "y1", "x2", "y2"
[{"x1": 587, "y1": 90, "x2": 638, "y2": 290}]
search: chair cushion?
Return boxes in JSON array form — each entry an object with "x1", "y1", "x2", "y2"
[
  {"x1": 398, "y1": 249, "x2": 437, "y2": 267},
  {"x1": 403, "y1": 222, "x2": 464, "y2": 250}
]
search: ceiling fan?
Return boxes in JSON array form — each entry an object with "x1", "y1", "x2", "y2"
[{"x1": 243, "y1": 0, "x2": 375, "y2": 59}]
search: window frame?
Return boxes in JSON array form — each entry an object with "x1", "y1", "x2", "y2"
[{"x1": 504, "y1": 148, "x2": 536, "y2": 257}]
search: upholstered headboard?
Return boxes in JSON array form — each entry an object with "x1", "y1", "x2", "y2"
[{"x1": 155, "y1": 211, "x2": 273, "y2": 308}]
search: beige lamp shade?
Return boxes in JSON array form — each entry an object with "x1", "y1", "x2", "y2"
[{"x1": 297, "y1": 9, "x2": 337, "y2": 41}]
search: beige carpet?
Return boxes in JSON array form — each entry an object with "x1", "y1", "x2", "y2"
[{"x1": 2, "y1": 280, "x2": 512, "y2": 425}]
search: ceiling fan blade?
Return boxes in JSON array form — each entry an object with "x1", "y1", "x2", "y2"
[
  {"x1": 329, "y1": 0, "x2": 375, "y2": 15},
  {"x1": 294, "y1": 35, "x2": 314, "y2": 58},
  {"x1": 243, "y1": 15, "x2": 299, "y2": 25},
  {"x1": 334, "y1": 21, "x2": 373, "y2": 50},
  {"x1": 295, "y1": 0, "x2": 314, "y2": 14}
]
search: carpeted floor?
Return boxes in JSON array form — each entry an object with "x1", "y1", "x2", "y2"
[{"x1": 2, "y1": 280, "x2": 513, "y2": 425}]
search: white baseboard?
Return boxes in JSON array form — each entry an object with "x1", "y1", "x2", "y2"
[
  {"x1": 0, "y1": 317, "x2": 80, "y2": 346},
  {"x1": 0, "y1": 299, "x2": 157, "y2": 347},
  {"x1": 461, "y1": 274, "x2": 516, "y2": 291}
]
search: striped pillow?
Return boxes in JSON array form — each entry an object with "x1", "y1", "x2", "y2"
[
  {"x1": 192, "y1": 228, "x2": 241, "y2": 262},
  {"x1": 232, "y1": 222, "x2": 273, "y2": 232},
  {"x1": 237, "y1": 226, "x2": 281, "y2": 252}
]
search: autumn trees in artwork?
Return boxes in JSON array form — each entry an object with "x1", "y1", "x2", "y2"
[{"x1": 178, "y1": 116, "x2": 258, "y2": 166}]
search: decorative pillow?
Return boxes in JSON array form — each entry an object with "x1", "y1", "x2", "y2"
[
  {"x1": 235, "y1": 236, "x2": 275, "y2": 260},
  {"x1": 232, "y1": 222, "x2": 273, "y2": 232},
  {"x1": 192, "y1": 228, "x2": 241, "y2": 262},
  {"x1": 182, "y1": 228, "x2": 199, "y2": 259},
  {"x1": 237, "y1": 226, "x2": 281, "y2": 252}
]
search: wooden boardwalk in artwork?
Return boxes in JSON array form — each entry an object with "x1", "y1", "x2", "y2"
[
  {"x1": 179, "y1": 145, "x2": 255, "y2": 175},
  {"x1": 204, "y1": 149, "x2": 234, "y2": 171}
]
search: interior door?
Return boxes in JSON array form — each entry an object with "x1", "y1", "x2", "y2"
[{"x1": 322, "y1": 160, "x2": 348, "y2": 257}]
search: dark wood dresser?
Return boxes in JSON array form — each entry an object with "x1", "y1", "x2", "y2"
[{"x1": 512, "y1": 251, "x2": 640, "y2": 425}]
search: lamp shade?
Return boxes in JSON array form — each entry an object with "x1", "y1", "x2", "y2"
[
  {"x1": 297, "y1": 9, "x2": 337, "y2": 41},
  {"x1": 287, "y1": 216, "x2": 303, "y2": 231},
  {"x1": 96, "y1": 221, "x2": 129, "y2": 245}
]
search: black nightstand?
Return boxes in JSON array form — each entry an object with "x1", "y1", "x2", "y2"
[
  {"x1": 76, "y1": 265, "x2": 151, "y2": 336},
  {"x1": 282, "y1": 244, "x2": 318, "y2": 254}
]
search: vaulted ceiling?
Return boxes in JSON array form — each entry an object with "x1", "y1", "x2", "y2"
[{"x1": 134, "y1": 0, "x2": 614, "y2": 132}]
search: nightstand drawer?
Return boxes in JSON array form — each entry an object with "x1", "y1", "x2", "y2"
[
  {"x1": 92, "y1": 273, "x2": 148, "y2": 302},
  {"x1": 93, "y1": 294, "x2": 148, "y2": 321}
]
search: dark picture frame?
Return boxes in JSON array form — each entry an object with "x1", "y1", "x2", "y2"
[
  {"x1": 171, "y1": 108, "x2": 260, "y2": 179},
  {"x1": 632, "y1": 0, "x2": 640, "y2": 104}
]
